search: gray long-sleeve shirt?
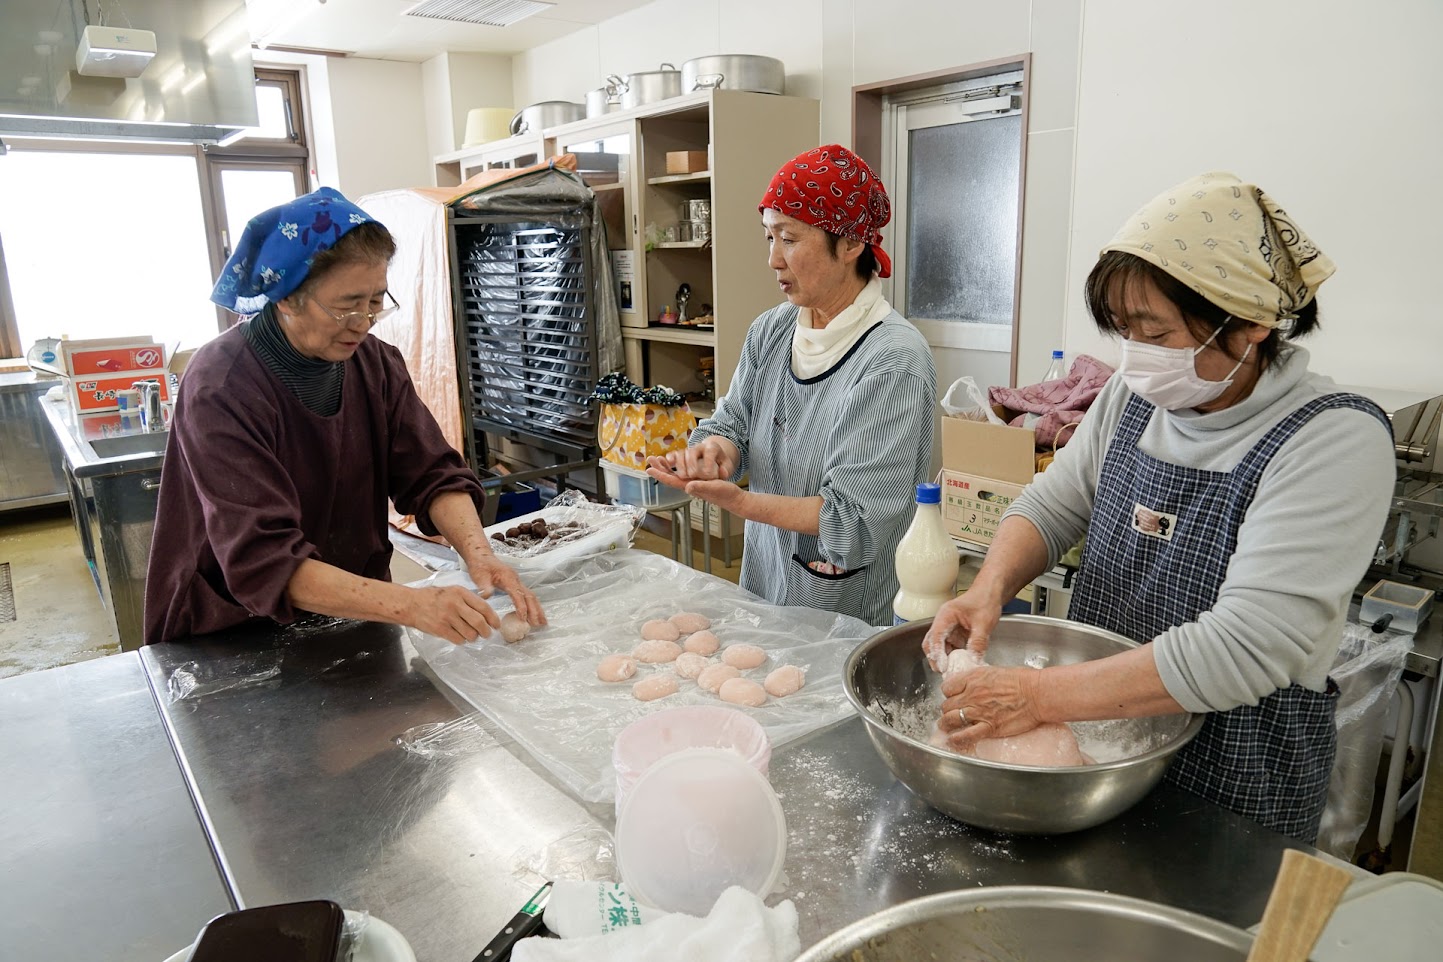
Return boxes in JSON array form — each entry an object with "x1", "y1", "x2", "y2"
[
  {"x1": 1005, "y1": 347, "x2": 1395, "y2": 713},
  {"x1": 692, "y1": 303, "x2": 936, "y2": 625}
]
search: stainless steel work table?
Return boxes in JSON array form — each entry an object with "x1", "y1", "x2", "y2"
[
  {"x1": 138, "y1": 617, "x2": 1332, "y2": 959},
  {"x1": 0, "y1": 653, "x2": 234, "y2": 960}
]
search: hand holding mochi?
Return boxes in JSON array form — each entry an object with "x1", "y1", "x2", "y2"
[
  {"x1": 718, "y1": 677, "x2": 767, "y2": 707},
  {"x1": 673, "y1": 652, "x2": 710, "y2": 679},
  {"x1": 697, "y1": 663, "x2": 741, "y2": 692},
  {"x1": 683, "y1": 630, "x2": 720, "y2": 656},
  {"x1": 499, "y1": 611, "x2": 530, "y2": 643},
  {"x1": 763, "y1": 665, "x2": 805, "y2": 697},
  {"x1": 632, "y1": 674, "x2": 678, "y2": 701},
  {"x1": 721, "y1": 644, "x2": 767, "y2": 670},
  {"x1": 640, "y1": 619, "x2": 682, "y2": 642},
  {"x1": 597, "y1": 654, "x2": 637, "y2": 682},
  {"x1": 633, "y1": 639, "x2": 682, "y2": 663},
  {"x1": 669, "y1": 612, "x2": 711, "y2": 633}
]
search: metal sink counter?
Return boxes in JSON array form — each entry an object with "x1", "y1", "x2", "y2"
[
  {"x1": 39, "y1": 392, "x2": 169, "y2": 648},
  {"x1": 0, "y1": 652, "x2": 235, "y2": 961},
  {"x1": 140, "y1": 619, "x2": 604, "y2": 962},
  {"x1": 137, "y1": 615, "x2": 1348, "y2": 959},
  {"x1": 38, "y1": 390, "x2": 169, "y2": 478}
]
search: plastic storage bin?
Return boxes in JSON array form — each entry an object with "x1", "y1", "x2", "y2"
[{"x1": 600, "y1": 460, "x2": 673, "y2": 508}]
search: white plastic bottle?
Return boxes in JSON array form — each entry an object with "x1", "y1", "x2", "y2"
[{"x1": 893, "y1": 483, "x2": 959, "y2": 625}]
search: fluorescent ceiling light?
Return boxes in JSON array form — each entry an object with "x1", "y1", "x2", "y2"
[{"x1": 401, "y1": 0, "x2": 556, "y2": 28}]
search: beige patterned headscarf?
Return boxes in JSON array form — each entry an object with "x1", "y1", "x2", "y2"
[{"x1": 1101, "y1": 171, "x2": 1335, "y2": 329}]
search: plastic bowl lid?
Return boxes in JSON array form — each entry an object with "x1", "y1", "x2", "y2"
[{"x1": 615, "y1": 747, "x2": 787, "y2": 917}]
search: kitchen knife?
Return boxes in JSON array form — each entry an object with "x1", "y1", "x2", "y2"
[{"x1": 472, "y1": 882, "x2": 552, "y2": 962}]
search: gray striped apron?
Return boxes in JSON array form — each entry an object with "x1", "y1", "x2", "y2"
[{"x1": 1068, "y1": 392, "x2": 1390, "y2": 842}]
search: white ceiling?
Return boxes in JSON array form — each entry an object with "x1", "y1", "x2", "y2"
[{"x1": 246, "y1": 0, "x2": 655, "y2": 61}]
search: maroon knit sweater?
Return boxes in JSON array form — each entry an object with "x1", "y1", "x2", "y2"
[{"x1": 144, "y1": 326, "x2": 482, "y2": 644}]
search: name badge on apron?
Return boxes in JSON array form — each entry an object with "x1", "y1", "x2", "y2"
[{"x1": 1132, "y1": 503, "x2": 1178, "y2": 541}]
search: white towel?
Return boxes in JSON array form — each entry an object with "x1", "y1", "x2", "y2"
[{"x1": 511, "y1": 886, "x2": 800, "y2": 962}]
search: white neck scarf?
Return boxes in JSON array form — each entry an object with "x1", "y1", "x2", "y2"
[{"x1": 791, "y1": 278, "x2": 892, "y2": 379}]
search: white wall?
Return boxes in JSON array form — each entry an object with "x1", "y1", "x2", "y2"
[
  {"x1": 1066, "y1": 0, "x2": 1443, "y2": 396},
  {"x1": 325, "y1": 58, "x2": 433, "y2": 198},
  {"x1": 422, "y1": 51, "x2": 515, "y2": 157}
]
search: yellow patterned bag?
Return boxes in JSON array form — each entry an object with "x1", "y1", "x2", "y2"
[{"x1": 600, "y1": 402, "x2": 697, "y2": 469}]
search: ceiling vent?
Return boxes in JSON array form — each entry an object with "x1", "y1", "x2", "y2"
[{"x1": 401, "y1": 0, "x2": 555, "y2": 27}]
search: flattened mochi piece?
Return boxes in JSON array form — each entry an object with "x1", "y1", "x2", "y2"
[
  {"x1": 597, "y1": 654, "x2": 637, "y2": 683},
  {"x1": 640, "y1": 619, "x2": 682, "y2": 642},
  {"x1": 697, "y1": 663, "x2": 741, "y2": 693},
  {"x1": 673, "y1": 652, "x2": 710, "y2": 680},
  {"x1": 499, "y1": 612, "x2": 530, "y2": 643},
  {"x1": 632, "y1": 674, "x2": 679, "y2": 702},
  {"x1": 718, "y1": 677, "x2": 767, "y2": 707},
  {"x1": 683, "y1": 630, "x2": 720, "y2": 656},
  {"x1": 669, "y1": 612, "x2": 711, "y2": 634},
  {"x1": 763, "y1": 665, "x2": 805, "y2": 697},
  {"x1": 633, "y1": 639, "x2": 683, "y2": 664},
  {"x1": 721, "y1": 644, "x2": 767, "y2": 670}
]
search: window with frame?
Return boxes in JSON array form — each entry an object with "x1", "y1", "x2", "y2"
[
  {"x1": 0, "y1": 68, "x2": 313, "y2": 358},
  {"x1": 881, "y1": 69, "x2": 1026, "y2": 384}
]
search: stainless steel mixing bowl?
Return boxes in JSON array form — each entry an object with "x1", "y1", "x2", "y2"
[
  {"x1": 793, "y1": 887, "x2": 1253, "y2": 961},
  {"x1": 843, "y1": 615, "x2": 1203, "y2": 834}
]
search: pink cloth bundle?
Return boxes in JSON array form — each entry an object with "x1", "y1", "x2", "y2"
[{"x1": 988, "y1": 354, "x2": 1115, "y2": 448}]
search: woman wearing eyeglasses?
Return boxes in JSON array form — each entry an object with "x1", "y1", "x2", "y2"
[{"x1": 144, "y1": 187, "x2": 545, "y2": 646}]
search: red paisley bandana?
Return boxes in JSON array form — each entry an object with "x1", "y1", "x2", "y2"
[{"x1": 759, "y1": 144, "x2": 893, "y2": 278}]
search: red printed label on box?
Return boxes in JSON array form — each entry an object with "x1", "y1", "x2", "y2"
[
  {"x1": 72, "y1": 375, "x2": 171, "y2": 413},
  {"x1": 68, "y1": 346, "x2": 165, "y2": 376}
]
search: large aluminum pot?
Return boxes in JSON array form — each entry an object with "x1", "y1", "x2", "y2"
[
  {"x1": 681, "y1": 54, "x2": 785, "y2": 94},
  {"x1": 616, "y1": 63, "x2": 680, "y2": 110},
  {"x1": 509, "y1": 100, "x2": 585, "y2": 136},
  {"x1": 794, "y1": 887, "x2": 1254, "y2": 962},
  {"x1": 844, "y1": 615, "x2": 1203, "y2": 834},
  {"x1": 585, "y1": 76, "x2": 623, "y2": 118}
]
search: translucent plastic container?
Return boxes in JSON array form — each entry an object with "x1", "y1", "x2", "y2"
[
  {"x1": 615, "y1": 748, "x2": 787, "y2": 917},
  {"x1": 612, "y1": 705, "x2": 771, "y2": 813},
  {"x1": 601, "y1": 460, "x2": 673, "y2": 508}
]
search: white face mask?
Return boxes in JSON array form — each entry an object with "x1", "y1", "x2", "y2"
[{"x1": 1118, "y1": 322, "x2": 1252, "y2": 411}]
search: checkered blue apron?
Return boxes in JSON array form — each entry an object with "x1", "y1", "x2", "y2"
[{"x1": 1068, "y1": 392, "x2": 1390, "y2": 842}]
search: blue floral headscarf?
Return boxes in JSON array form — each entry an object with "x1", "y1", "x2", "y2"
[{"x1": 210, "y1": 187, "x2": 378, "y2": 314}]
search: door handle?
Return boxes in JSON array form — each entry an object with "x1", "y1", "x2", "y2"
[{"x1": 141, "y1": 478, "x2": 161, "y2": 492}]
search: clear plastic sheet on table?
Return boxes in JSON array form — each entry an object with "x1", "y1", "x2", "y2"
[
  {"x1": 1316, "y1": 613, "x2": 1414, "y2": 859},
  {"x1": 407, "y1": 550, "x2": 879, "y2": 804}
]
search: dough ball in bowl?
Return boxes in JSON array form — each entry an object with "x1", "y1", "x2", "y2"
[
  {"x1": 633, "y1": 639, "x2": 683, "y2": 664},
  {"x1": 722, "y1": 644, "x2": 768, "y2": 670},
  {"x1": 719, "y1": 677, "x2": 767, "y2": 707},
  {"x1": 683, "y1": 630, "x2": 720, "y2": 656},
  {"x1": 633, "y1": 674, "x2": 679, "y2": 702},
  {"x1": 763, "y1": 665, "x2": 805, "y2": 697},
  {"x1": 674, "y1": 652, "x2": 710, "y2": 680},
  {"x1": 640, "y1": 619, "x2": 682, "y2": 642},
  {"x1": 597, "y1": 654, "x2": 638, "y2": 683},
  {"x1": 499, "y1": 612, "x2": 530, "y2": 644},
  {"x1": 697, "y1": 663, "x2": 741, "y2": 693},
  {"x1": 670, "y1": 612, "x2": 711, "y2": 634}
]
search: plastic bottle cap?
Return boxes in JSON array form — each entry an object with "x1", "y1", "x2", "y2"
[
  {"x1": 1051, "y1": 350, "x2": 1065, "y2": 358},
  {"x1": 915, "y1": 482, "x2": 941, "y2": 504},
  {"x1": 615, "y1": 748, "x2": 787, "y2": 917}
]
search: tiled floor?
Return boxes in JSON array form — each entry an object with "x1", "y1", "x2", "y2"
[
  {"x1": 0, "y1": 505, "x2": 117, "y2": 679},
  {"x1": 0, "y1": 505, "x2": 740, "y2": 680}
]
